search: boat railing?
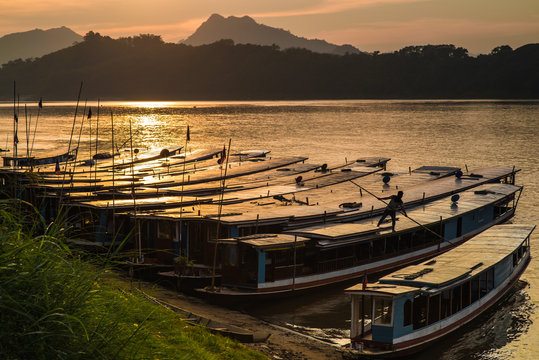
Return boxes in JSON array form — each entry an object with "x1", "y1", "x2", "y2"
[
  {"x1": 272, "y1": 263, "x2": 304, "y2": 281},
  {"x1": 317, "y1": 256, "x2": 355, "y2": 273}
]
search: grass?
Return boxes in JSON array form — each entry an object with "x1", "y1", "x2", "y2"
[{"x1": 0, "y1": 198, "x2": 267, "y2": 360}]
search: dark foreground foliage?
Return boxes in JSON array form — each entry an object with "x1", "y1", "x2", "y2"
[
  {"x1": 0, "y1": 33, "x2": 537, "y2": 100},
  {"x1": 0, "y1": 199, "x2": 266, "y2": 360}
]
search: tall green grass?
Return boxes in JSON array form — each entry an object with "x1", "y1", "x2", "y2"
[{"x1": 0, "y1": 199, "x2": 266, "y2": 360}]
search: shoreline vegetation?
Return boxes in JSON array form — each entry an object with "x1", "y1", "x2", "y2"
[
  {"x1": 0, "y1": 198, "x2": 267, "y2": 360},
  {"x1": 0, "y1": 32, "x2": 537, "y2": 100}
]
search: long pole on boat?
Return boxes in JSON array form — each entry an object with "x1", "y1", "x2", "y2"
[
  {"x1": 89, "y1": 105, "x2": 92, "y2": 179},
  {"x1": 348, "y1": 180, "x2": 452, "y2": 245},
  {"x1": 128, "y1": 119, "x2": 140, "y2": 261},
  {"x1": 178, "y1": 124, "x2": 189, "y2": 260},
  {"x1": 12, "y1": 81, "x2": 17, "y2": 168},
  {"x1": 24, "y1": 105, "x2": 29, "y2": 160},
  {"x1": 70, "y1": 100, "x2": 88, "y2": 180},
  {"x1": 58, "y1": 82, "x2": 83, "y2": 208},
  {"x1": 29, "y1": 97, "x2": 42, "y2": 158},
  {"x1": 292, "y1": 235, "x2": 297, "y2": 291},
  {"x1": 94, "y1": 99, "x2": 100, "y2": 185},
  {"x1": 111, "y1": 111, "x2": 116, "y2": 243},
  {"x1": 210, "y1": 138, "x2": 232, "y2": 289}
]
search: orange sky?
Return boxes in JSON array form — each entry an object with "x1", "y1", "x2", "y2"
[{"x1": 0, "y1": 0, "x2": 537, "y2": 54}]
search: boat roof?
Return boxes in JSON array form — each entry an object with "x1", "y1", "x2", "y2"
[
  {"x1": 346, "y1": 224, "x2": 535, "y2": 296},
  {"x1": 126, "y1": 166, "x2": 519, "y2": 227},
  {"x1": 212, "y1": 233, "x2": 310, "y2": 249},
  {"x1": 286, "y1": 183, "x2": 521, "y2": 244}
]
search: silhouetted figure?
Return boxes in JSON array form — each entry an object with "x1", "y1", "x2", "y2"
[{"x1": 377, "y1": 190, "x2": 407, "y2": 231}]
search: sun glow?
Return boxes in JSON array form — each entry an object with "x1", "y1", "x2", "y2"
[
  {"x1": 121, "y1": 101, "x2": 174, "y2": 109},
  {"x1": 134, "y1": 114, "x2": 160, "y2": 127}
]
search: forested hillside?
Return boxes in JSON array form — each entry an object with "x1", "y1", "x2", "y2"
[{"x1": 1, "y1": 32, "x2": 537, "y2": 100}]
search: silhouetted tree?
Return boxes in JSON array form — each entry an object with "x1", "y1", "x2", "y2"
[{"x1": 0, "y1": 35, "x2": 537, "y2": 100}]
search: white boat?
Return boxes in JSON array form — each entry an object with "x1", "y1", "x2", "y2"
[{"x1": 346, "y1": 224, "x2": 535, "y2": 357}]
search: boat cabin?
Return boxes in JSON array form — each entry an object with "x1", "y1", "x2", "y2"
[
  {"x1": 346, "y1": 224, "x2": 535, "y2": 356},
  {"x1": 215, "y1": 183, "x2": 521, "y2": 293}
]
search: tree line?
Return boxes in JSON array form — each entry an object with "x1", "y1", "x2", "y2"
[{"x1": 0, "y1": 32, "x2": 537, "y2": 100}]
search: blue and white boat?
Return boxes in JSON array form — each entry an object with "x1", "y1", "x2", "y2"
[
  {"x1": 198, "y1": 183, "x2": 522, "y2": 301},
  {"x1": 346, "y1": 224, "x2": 535, "y2": 357}
]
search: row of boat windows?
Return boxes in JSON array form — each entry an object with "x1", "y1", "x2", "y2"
[
  {"x1": 230, "y1": 202, "x2": 515, "y2": 280},
  {"x1": 235, "y1": 226, "x2": 445, "y2": 281},
  {"x1": 358, "y1": 241, "x2": 529, "y2": 331},
  {"x1": 403, "y1": 243, "x2": 528, "y2": 330},
  {"x1": 403, "y1": 267, "x2": 495, "y2": 329}
]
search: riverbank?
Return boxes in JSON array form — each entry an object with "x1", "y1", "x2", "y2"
[
  {"x1": 136, "y1": 279, "x2": 350, "y2": 360},
  {"x1": 0, "y1": 199, "x2": 266, "y2": 360}
]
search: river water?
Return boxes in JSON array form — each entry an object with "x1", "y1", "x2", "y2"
[{"x1": 1, "y1": 100, "x2": 538, "y2": 359}]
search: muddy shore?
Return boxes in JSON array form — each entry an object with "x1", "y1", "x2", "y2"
[{"x1": 135, "y1": 280, "x2": 351, "y2": 360}]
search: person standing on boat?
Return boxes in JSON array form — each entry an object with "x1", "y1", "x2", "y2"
[{"x1": 377, "y1": 190, "x2": 407, "y2": 231}]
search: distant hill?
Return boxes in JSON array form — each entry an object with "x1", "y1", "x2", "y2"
[
  {"x1": 0, "y1": 33, "x2": 537, "y2": 100},
  {"x1": 0, "y1": 26, "x2": 82, "y2": 66},
  {"x1": 182, "y1": 14, "x2": 361, "y2": 55}
]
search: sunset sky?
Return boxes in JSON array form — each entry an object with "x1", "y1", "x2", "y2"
[{"x1": 1, "y1": 0, "x2": 537, "y2": 54}]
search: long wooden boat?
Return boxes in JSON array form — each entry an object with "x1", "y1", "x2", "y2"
[
  {"x1": 346, "y1": 224, "x2": 535, "y2": 357},
  {"x1": 2, "y1": 148, "x2": 77, "y2": 167},
  {"x1": 197, "y1": 183, "x2": 521, "y2": 302}
]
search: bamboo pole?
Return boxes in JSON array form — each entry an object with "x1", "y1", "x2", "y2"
[
  {"x1": 94, "y1": 99, "x2": 100, "y2": 185},
  {"x1": 58, "y1": 82, "x2": 83, "y2": 208},
  {"x1": 210, "y1": 139, "x2": 232, "y2": 289},
  {"x1": 178, "y1": 124, "x2": 189, "y2": 260},
  {"x1": 111, "y1": 111, "x2": 116, "y2": 244},
  {"x1": 29, "y1": 98, "x2": 42, "y2": 158},
  {"x1": 129, "y1": 119, "x2": 139, "y2": 261}
]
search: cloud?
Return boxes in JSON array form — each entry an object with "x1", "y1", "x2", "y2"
[
  {"x1": 73, "y1": 18, "x2": 206, "y2": 41},
  {"x1": 251, "y1": 0, "x2": 426, "y2": 18}
]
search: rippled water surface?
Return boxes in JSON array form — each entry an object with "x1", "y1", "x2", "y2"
[{"x1": 1, "y1": 99, "x2": 537, "y2": 359}]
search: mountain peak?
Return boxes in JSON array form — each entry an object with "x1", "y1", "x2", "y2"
[
  {"x1": 183, "y1": 14, "x2": 360, "y2": 55},
  {"x1": 0, "y1": 27, "x2": 82, "y2": 66}
]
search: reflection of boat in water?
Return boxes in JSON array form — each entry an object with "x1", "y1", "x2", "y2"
[
  {"x1": 346, "y1": 224, "x2": 535, "y2": 358},
  {"x1": 197, "y1": 183, "x2": 521, "y2": 302}
]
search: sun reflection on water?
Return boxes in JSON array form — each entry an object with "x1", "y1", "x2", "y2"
[{"x1": 121, "y1": 101, "x2": 174, "y2": 108}]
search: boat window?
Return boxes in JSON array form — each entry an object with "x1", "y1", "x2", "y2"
[
  {"x1": 225, "y1": 246, "x2": 237, "y2": 266},
  {"x1": 457, "y1": 217, "x2": 462, "y2": 237},
  {"x1": 462, "y1": 281, "x2": 471, "y2": 308},
  {"x1": 441, "y1": 290, "x2": 451, "y2": 319},
  {"x1": 385, "y1": 236, "x2": 398, "y2": 254},
  {"x1": 374, "y1": 296, "x2": 393, "y2": 326},
  {"x1": 413, "y1": 294, "x2": 428, "y2": 329},
  {"x1": 355, "y1": 243, "x2": 370, "y2": 262},
  {"x1": 158, "y1": 220, "x2": 172, "y2": 239},
  {"x1": 423, "y1": 225, "x2": 439, "y2": 245},
  {"x1": 521, "y1": 243, "x2": 529, "y2": 257},
  {"x1": 487, "y1": 268, "x2": 495, "y2": 291},
  {"x1": 373, "y1": 239, "x2": 385, "y2": 258},
  {"x1": 399, "y1": 233, "x2": 412, "y2": 252},
  {"x1": 479, "y1": 272, "x2": 488, "y2": 297},
  {"x1": 403, "y1": 300, "x2": 412, "y2": 327},
  {"x1": 452, "y1": 286, "x2": 462, "y2": 314},
  {"x1": 428, "y1": 294, "x2": 441, "y2": 324},
  {"x1": 412, "y1": 229, "x2": 425, "y2": 248},
  {"x1": 471, "y1": 276, "x2": 480, "y2": 302}
]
